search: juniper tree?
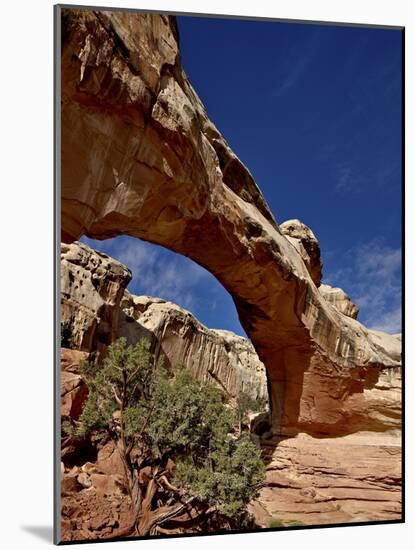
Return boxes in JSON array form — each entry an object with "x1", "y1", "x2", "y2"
[{"x1": 65, "y1": 338, "x2": 265, "y2": 536}]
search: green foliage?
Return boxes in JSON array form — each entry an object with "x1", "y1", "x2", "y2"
[
  {"x1": 267, "y1": 517, "x2": 305, "y2": 528},
  {"x1": 268, "y1": 517, "x2": 285, "y2": 528},
  {"x1": 237, "y1": 393, "x2": 267, "y2": 416},
  {"x1": 175, "y1": 433, "x2": 265, "y2": 520},
  {"x1": 62, "y1": 419, "x2": 75, "y2": 436},
  {"x1": 235, "y1": 392, "x2": 267, "y2": 434},
  {"x1": 285, "y1": 520, "x2": 305, "y2": 526},
  {"x1": 145, "y1": 367, "x2": 233, "y2": 459},
  {"x1": 76, "y1": 337, "x2": 164, "y2": 442},
  {"x1": 74, "y1": 337, "x2": 265, "y2": 525}
]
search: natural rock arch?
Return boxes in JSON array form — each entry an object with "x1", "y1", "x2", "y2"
[{"x1": 60, "y1": 8, "x2": 400, "y2": 435}]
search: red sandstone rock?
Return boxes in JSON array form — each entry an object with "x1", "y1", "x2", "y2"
[
  {"x1": 89, "y1": 473, "x2": 125, "y2": 497},
  {"x1": 95, "y1": 441, "x2": 125, "y2": 477},
  {"x1": 61, "y1": 474, "x2": 83, "y2": 495},
  {"x1": 249, "y1": 431, "x2": 401, "y2": 526},
  {"x1": 61, "y1": 490, "x2": 134, "y2": 541},
  {"x1": 61, "y1": 349, "x2": 89, "y2": 421},
  {"x1": 61, "y1": 370, "x2": 88, "y2": 420}
]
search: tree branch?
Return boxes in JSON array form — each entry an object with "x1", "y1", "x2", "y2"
[
  {"x1": 111, "y1": 384, "x2": 122, "y2": 407},
  {"x1": 138, "y1": 496, "x2": 197, "y2": 536},
  {"x1": 158, "y1": 475, "x2": 181, "y2": 494}
]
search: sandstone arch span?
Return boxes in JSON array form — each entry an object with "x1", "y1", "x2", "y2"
[{"x1": 60, "y1": 8, "x2": 400, "y2": 435}]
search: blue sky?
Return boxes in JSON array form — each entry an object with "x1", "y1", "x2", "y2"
[{"x1": 82, "y1": 16, "x2": 402, "y2": 336}]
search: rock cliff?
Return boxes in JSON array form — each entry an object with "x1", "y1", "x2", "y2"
[
  {"x1": 119, "y1": 292, "x2": 267, "y2": 400},
  {"x1": 61, "y1": 241, "x2": 267, "y2": 402},
  {"x1": 60, "y1": 8, "x2": 401, "y2": 436},
  {"x1": 61, "y1": 241, "x2": 131, "y2": 354},
  {"x1": 249, "y1": 429, "x2": 401, "y2": 526}
]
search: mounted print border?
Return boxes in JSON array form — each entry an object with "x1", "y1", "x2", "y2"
[{"x1": 54, "y1": 3, "x2": 405, "y2": 544}]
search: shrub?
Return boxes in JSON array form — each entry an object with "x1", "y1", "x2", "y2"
[{"x1": 66, "y1": 338, "x2": 265, "y2": 535}]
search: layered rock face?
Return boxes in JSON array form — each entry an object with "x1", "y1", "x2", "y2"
[
  {"x1": 119, "y1": 292, "x2": 267, "y2": 400},
  {"x1": 249, "y1": 347, "x2": 401, "y2": 526},
  {"x1": 60, "y1": 8, "x2": 401, "y2": 436},
  {"x1": 60, "y1": 241, "x2": 267, "y2": 401},
  {"x1": 250, "y1": 430, "x2": 401, "y2": 526},
  {"x1": 61, "y1": 348, "x2": 89, "y2": 420},
  {"x1": 61, "y1": 241, "x2": 131, "y2": 354}
]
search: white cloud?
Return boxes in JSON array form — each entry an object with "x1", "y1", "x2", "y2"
[
  {"x1": 82, "y1": 236, "x2": 210, "y2": 312},
  {"x1": 333, "y1": 159, "x2": 400, "y2": 196},
  {"x1": 324, "y1": 238, "x2": 402, "y2": 334},
  {"x1": 369, "y1": 306, "x2": 401, "y2": 334}
]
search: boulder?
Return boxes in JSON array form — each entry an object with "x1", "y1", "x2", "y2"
[
  {"x1": 61, "y1": 370, "x2": 88, "y2": 419},
  {"x1": 89, "y1": 473, "x2": 125, "y2": 497},
  {"x1": 77, "y1": 472, "x2": 93, "y2": 489},
  {"x1": 60, "y1": 348, "x2": 89, "y2": 373},
  {"x1": 61, "y1": 473, "x2": 83, "y2": 495},
  {"x1": 319, "y1": 284, "x2": 359, "y2": 319},
  {"x1": 280, "y1": 219, "x2": 322, "y2": 287},
  {"x1": 95, "y1": 441, "x2": 125, "y2": 478}
]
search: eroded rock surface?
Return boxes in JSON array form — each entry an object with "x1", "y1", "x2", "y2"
[
  {"x1": 60, "y1": 8, "x2": 401, "y2": 436},
  {"x1": 119, "y1": 292, "x2": 267, "y2": 400},
  {"x1": 249, "y1": 431, "x2": 401, "y2": 527},
  {"x1": 280, "y1": 219, "x2": 322, "y2": 287},
  {"x1": 248, "y1": 364, "x2": 401, "y2": 526},
  {"x1": 61, "y1": 242, "x2": 131, "y2": 354},
  {"x1": 60, "y1": 241, "x2": 267, "y2": 402},
  {"x1": 319, "y1": 284, "x2": 359, "y2": 319},
  {"x1": 61, "y1": 348, "x2": 89, "y2": 421}
]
